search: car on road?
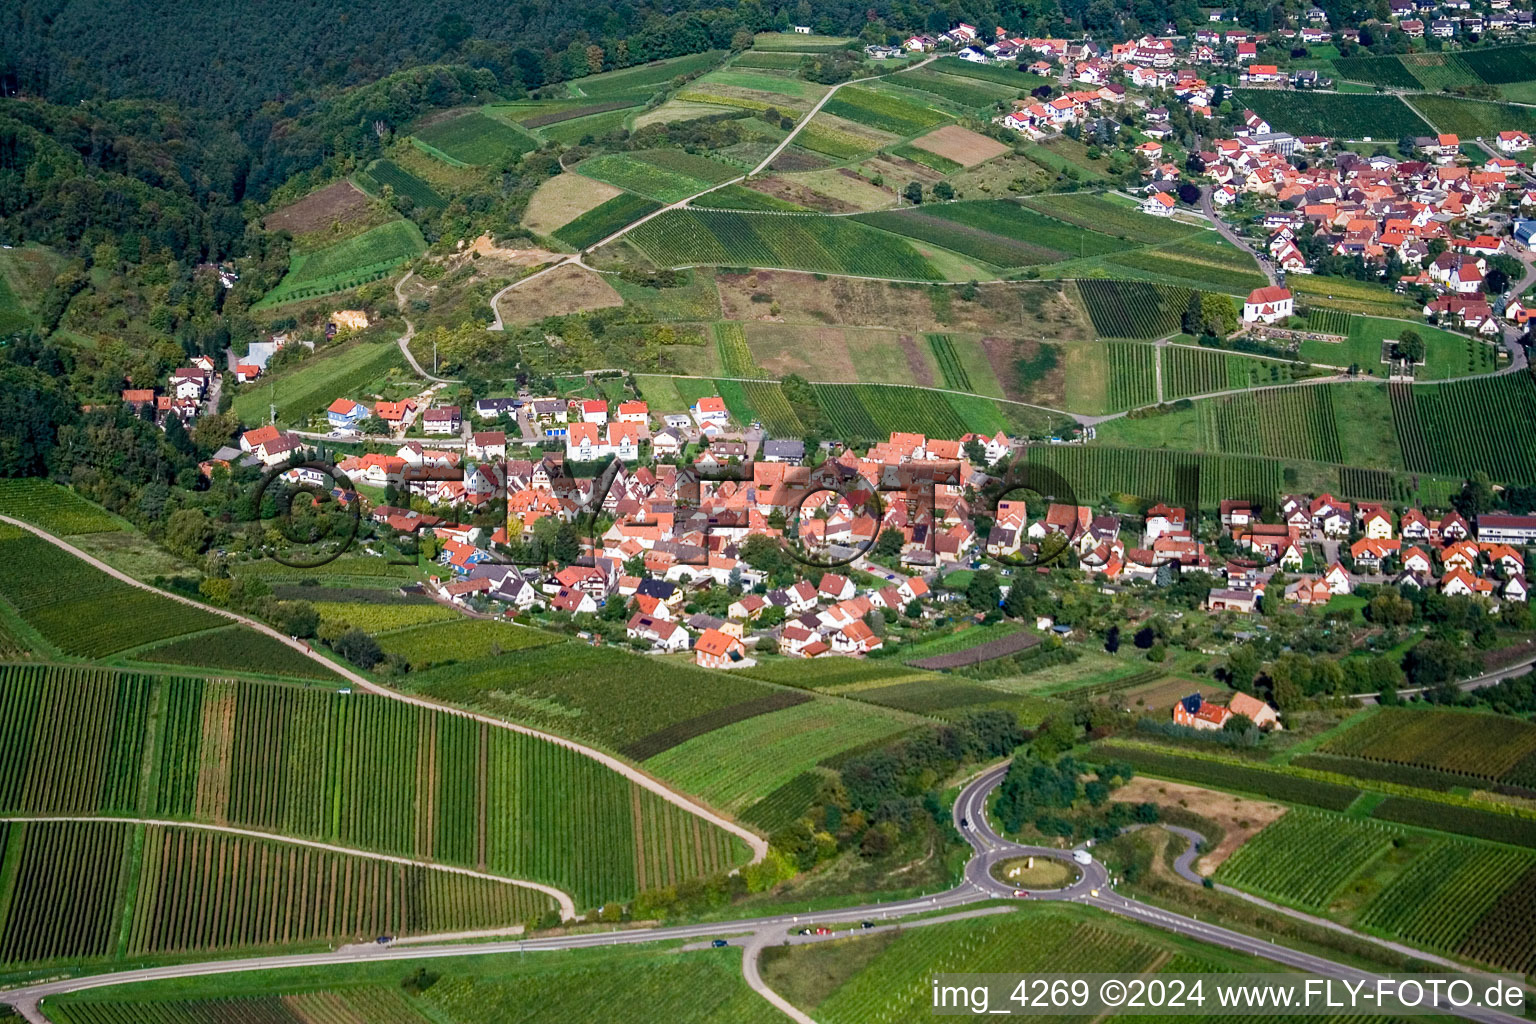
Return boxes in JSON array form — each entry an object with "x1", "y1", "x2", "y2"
[
  {"x1": 711, "y1": 939, "x2": 729, "y2": 948},
  {"x1": 797, "y1": 928, "x2": 810, "y2": 935},
  {"x1": 375, "y1": 935, "x2": 392, "y2": 944},
  {"x1": 814, "y1": 927, "x2": 831, "y2": 935},
  {"x1": 960, "y1": 817, "x2": 969, "y2": 829},
  {"x1": 1012, "y1": 890, "x2": 1029, "y2": 899},
  {"x1": 860, "y1": 921, "x2": 875, "y2": 930}
]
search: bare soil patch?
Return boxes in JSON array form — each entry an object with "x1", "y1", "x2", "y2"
[
  {"x1": 861, "y1": 153, "x2": 945, "y2": 184},
  {"x1": 981, "y1": 336, "x2": 1063, "y2": 405},
  {"x1": 744, "y1": 323, "x2": 857, "y2": 379},
  {"x1": 499, "y1": 264, "x2": 623, "y2": 321},
  {"x1": 1112, "y1": 778, "x2": 1288, "y2": 875},
  {"x1": 786, "y1": 168, "x2": 896, "y2": 211},
  {"x1": 910, "y1": 125, "x2": 1010, "y2": 167},
  {"x1": 264, "y1": 181, "x2": 375, "y2": 236},
  {"x1": 769, "y1": 149, "x2": 830, "y2": 172},
  {"x1": 522, "y1": 173, "x2": 622, "y2": 237},
  {"x1": 898, "y1": 334, "x2": 934, "y2": 387},
  {"x1": 746, "y1": 176, "x2": 862, "y2": 214}
]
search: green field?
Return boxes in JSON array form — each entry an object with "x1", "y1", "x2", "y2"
[
  {"x1": 258, "y1": 219, "x2": 425, "y2": 306},
  {"x1": 397, "y1": 641, "x2": 796, "y2": 755},
  {"x1": 413, "y1": 111, "x2": 536, "y2": 165},
  {"x1": 1298, "y1": 316, "x2": 1489, "y2": 380},
  {"x1": 0, "y1": 664, "x2": 746, "y2": 909},
  {"x1": 376, "y1": 618, "x2": 563, "y2": 669},
  {"x1": 1232, "y1": 90, "x2": 1428, "y2": 138},
  {"x1": 230, "y1": 337, "x2": 403, "y2": 426},
  {"x1": 1390, "y1": 372, "x2": 1536, "y2": 484},
  {"x1": 1162, "y1": 347, "x2": 1294, "y2": 400},
  {"x1": 537, "y1": 105, "x2": 640, "y2": 144},
  {"x1": 1026, "y1": 446, "x2": 1284, "y2": 510},
  {"x1": 131, "y1": 625, "x2": 338, "y2": 679},
  {"x1": 1332, "y1": 53, "x2": 1434, "y2": 88},
  {"x1": 1106, "y1": 343, "x2": 1157, "y2": 409},
  {"x1": 552, "y1": 193, "x2": 663, "y2": 249},
  {"x1": 357, "y1": 159, "x2": 446, "y2": 210},
  {"x1": 812, "y1": 382, "x2": 1007, "y2": 440},
  {"x1": 1022, "y1": 193, "x2": 1201, "y2": 244},
  {"x1": 47, "y1": 944, "x2": 781, "y2": 1024},
  {"x1": 625, "y1": 209, "x2": 940, "y2": 279},
  {"x1": 575, "y1": 149, "x2": 739, "y2": 202},
  {"x1": 1319, "y1": 708, "x2": 1536, "y2": 788},
  {"x1": 820, "y1": 86, "x2": 950, "y2": 135},
  {"x1": 0, "y1": 479, "x2": 121, "y2": 536},
  {"x1": 643, "y1": 700, "x2": 911, "y2": 813},
  {"x1": 1409, "y1": 94, "x2": 1536, "y2": 137},
  {"x1": 853, "y1": 200, "x2": 1132, "y2": 269},
  {"x1": 0, "y1": 527, "x2": 223, "y2": 657}
]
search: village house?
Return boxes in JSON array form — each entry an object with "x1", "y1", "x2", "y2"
[{"x1": 422, "y1": 406, "x2": 462, "y2": 435}]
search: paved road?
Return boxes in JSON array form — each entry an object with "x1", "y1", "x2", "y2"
[
  {"x1": 0, "y1": 517, "x2": 768, "y2": 867},
  {"x1": 4, "y1": 765, "x2": 1528, "y2": 1024},
  {"x1": 392, "y1": 271, "x2": 457, "y2": 382},
  {"x1": 1200, "y1": 186, "x2": 1277, "y2": 287},
  {"x1": 1350, "y1": 648, "x2": 1536, "y2": 702}
]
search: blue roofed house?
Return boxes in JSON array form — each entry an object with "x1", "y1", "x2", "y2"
[
  {"x1": 327, "y1": 399, "x2": 370, "y2": 430},
  {"x1": 1514, "y1": 220, "x2": 1536, "y2": 247}
]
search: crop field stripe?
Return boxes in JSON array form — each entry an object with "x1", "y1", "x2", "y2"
[
  {"x1": 1106, "y1": 343, "x2": 1157, "y2": 409},
  {"x1": 1389, "y1": 372, "x2": 1536, "y2": 484},
  {"x1": 551, "y1": 193, "x2": 662, "y2": 250},
  {"x1": 1077, "y1": 279, "x2": 1191, "y2": 339},
  {"x1": 927, "y1": 334, "x2": 972, "y2": 391},
  {"x1": 626, "y1": 209, "x2": 939, "y2": 280},
  {"x1": 0, "y1": 666, "x2": 743, "y2": 916},
  {"x1": 1216, "y1": 810, "x2": 1399, "y2": 910}
]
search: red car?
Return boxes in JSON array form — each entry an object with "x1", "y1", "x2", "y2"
[
  {"x1": 814, "y1": 927, "x2": 831, "y2": 935},
  {"x1": 1012, "y1": 890, "x2": 1030, "y2": 899}
]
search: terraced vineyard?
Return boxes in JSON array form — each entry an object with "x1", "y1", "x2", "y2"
[
  {"x1": 644, "y1": 700, "x2": 912, "y2": 813},
  {"x1": 1232, "y1": 90, "x2": 1428, "y2": 138},
  {"x1": 740, "y1": 380, "x2": 803, "y2": 436},
  {"x1": 49, "y1": 944, "x2": 781, "y2": 1024},
  {"x1": 1077, "y1": 280, "x2": 1191, "y2": 338},
  {"x1": 805, "y1": 911, "x2": 1163, "y2": 1024},
  {"x1": 0, "y1": 664, "x2": 748, "y2": 909},
  {"x1": 1390, "y1": 373, "x2": 1536, "y2": 484},
  {"x1": 1022, "y1": 193, "x2": 1201, "y2": 244},
  {"x1": 1106, "y1": 343, "x2": 1156, "y2": 409},
  {"x1": 1410, "y1": 95, "x2": 1536, "y2": 137},
  {"x1": 854, "y1": 200, "x2": 1132, "y2": 269},
  {"x1": 625, "y1": 210, "x2": 940, "y2": 279},
  {"x1": 1212, "y1": 385, "x2": 1343, "y2": 463},
  {"x1": 1305, "y1": 308, "x2": 1352, "y2": 336}
]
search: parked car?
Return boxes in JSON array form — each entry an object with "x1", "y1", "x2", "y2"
[{"x1": 711, "y1": 939, "x2": 729, "y2": 948}]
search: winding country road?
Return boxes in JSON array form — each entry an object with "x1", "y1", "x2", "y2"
[
  {"x1": 7, "y1": 764, "x2": 1524, "y2": 1024},
  {"x1": 0, "y1": 516, "x2": 768, "y2": 867}
]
